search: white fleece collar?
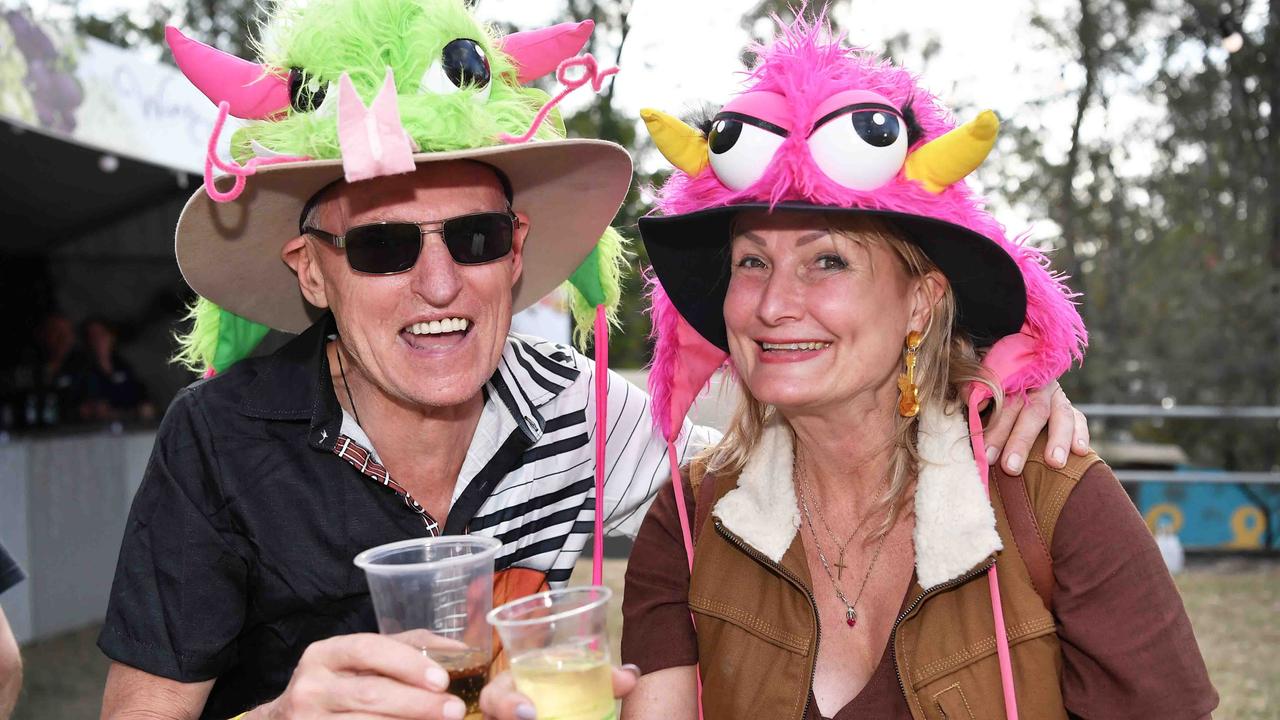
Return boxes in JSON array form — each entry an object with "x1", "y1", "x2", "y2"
[{"x1": 711, "y1": 405, "x2": 1002, "y2": 589}]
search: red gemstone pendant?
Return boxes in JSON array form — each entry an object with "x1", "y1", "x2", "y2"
[{"x1": 846, "y1": 606, "x2": 857, "y2": 627}]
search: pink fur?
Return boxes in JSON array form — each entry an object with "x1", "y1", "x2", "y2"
[
  {"x1": 645, "y1": 270, "x2": 685, "y2": 440},
  {"x1": 648, "y1": 15, "x2": 1086, "y2": 405}
]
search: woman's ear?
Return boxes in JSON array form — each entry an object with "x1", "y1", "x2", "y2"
[
  {"x1": 911, "y1": 270, "x2": 948, "y2": 334},
  {"x1": 282, "y1": 235, "x2": 330, "y2": 309}
]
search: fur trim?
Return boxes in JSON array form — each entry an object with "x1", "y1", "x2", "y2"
[
  {"x1": 712, "y1": 416, "x2": 799, "y2": 563},
  {"x1": 914, "y1": 403, "x2": 1002, "y2": 588},
  {"x1": 713, "y1": 406, "x2": 1001, "y2": 586}
]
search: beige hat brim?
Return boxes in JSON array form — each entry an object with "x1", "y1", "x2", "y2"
[{"x1": 175, "y1": 139, "x2": 633, "y2": 333}]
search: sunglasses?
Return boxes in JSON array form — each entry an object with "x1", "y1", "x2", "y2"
[{"x1": 304, "y1": 211, "x2": 520, "y2": 274}]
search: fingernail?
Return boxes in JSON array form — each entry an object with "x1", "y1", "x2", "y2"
[
  {"x1": 1076, "y1": 437, "x2": 1088, "y2": 448},
  {"x1": 516, "y1": 703, "x2": 537, "y2": 720},
  {"x1": 426, "y1": 666, "x2": 449, "y2": 692},
  {"x1": 442, "y1": 698, "x2": 467, "y2": 720},
  {"x1": 1052, "y1": 447, "x2": 1067, "y2": 466},
  {"x1": 985, "y1": 446, "x2": 999, "y2": 465},
  {"x1": 622, "y1": 663, "x2": 642, "y2": 678},
  {"x1": 1006, "y1": 453, "x2": 1024, "y2": 474}
]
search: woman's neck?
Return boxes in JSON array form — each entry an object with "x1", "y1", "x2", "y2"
[{"x1": 783, "y1": 377, "x2": 901, "y2": 506}]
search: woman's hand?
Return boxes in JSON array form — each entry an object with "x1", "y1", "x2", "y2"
[
  {"x1": 982, "y1": 381, "x2": 1090, "y2": 475},
  {"x1": 479, "y1": 664, "x2": 641, "y2": 719}
]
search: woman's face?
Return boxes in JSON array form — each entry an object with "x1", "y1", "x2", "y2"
[{"x1": 723, "y1": 211, "x2": 938, "y2": 417}]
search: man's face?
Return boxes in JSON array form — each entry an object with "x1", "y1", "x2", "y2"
[{"x1": 290, "y1": 161, "x2": 527, "y2": 409}]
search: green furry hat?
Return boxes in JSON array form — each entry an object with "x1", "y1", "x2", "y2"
[{"x1": 168, "y1": 0, "x2": 631, "y2": 374}]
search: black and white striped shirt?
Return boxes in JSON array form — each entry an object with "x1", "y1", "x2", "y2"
[{"x1": 341, "y1": 333, "x2": 719, "y2": 586}]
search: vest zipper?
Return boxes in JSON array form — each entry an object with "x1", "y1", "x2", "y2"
[
  {"x1": 713, "y1": 519, "x2": 821, "y2": 720},
  {"x1": 889, "y1": 556, "x2": 997, "y2": 711}
]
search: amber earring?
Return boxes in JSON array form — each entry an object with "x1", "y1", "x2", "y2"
[{"x1": 897, "y1": 330, "x2": 925, "y2": 418}]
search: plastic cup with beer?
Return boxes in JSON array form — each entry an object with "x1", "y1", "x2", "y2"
[
  {"x1": 487, "y1": 586, "x2": 616, "y2": 720},
  {"x1": 354, "y1": 536, "x2": 501, "y2": 717}
]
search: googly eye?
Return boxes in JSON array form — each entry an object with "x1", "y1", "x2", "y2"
[
  {"x1": 808, "y1": 106, "x2": 908, "y2": 190},
  {"x1": 288, "y1": 68, "x2": 327, "y2": 113},
  {"x1": 421, "y1": 38, "x2": 491, "y2": 103},
  {"x1": 707, "y1": 113, "x2": 788, "y2": 191}
]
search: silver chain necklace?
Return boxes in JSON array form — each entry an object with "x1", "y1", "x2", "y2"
[{"x1": 794, "y1": 451, "x2": 889, "y2": 629}]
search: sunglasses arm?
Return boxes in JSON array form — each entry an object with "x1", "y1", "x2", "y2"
[{"x1": 303, "y1": 227, "x2": 346, "y2": 249}]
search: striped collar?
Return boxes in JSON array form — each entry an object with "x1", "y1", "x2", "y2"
[{"x1": 486, "y1": 333, "x2": 581, "y2": 443}]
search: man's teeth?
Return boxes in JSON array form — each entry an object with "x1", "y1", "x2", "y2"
[
  {"x1": 406, "y1": 318, "x2": 470, "y2": 335},
  {"x1": 761, "y1": 341, "x2": 831, "y2": 351}
]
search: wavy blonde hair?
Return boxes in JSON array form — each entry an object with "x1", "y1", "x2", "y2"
[{"x1": 703, "y1": 216, "x2": 1003, "y2": 542}]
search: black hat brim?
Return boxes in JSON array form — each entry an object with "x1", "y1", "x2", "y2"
[{"x1": 639, "y1": 202, "x2": 1026, "y2": 352}]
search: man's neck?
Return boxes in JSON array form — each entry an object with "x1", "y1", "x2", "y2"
[{"x1": 326, "y1": 341, "x2": 485, "y2": 505}]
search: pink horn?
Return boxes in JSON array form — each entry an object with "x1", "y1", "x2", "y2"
[
  {"x1": 165, "y1": 26, "x2": 291, "y2": 119},
  {"x1": 497, "y1": 19, "x2": 594, "y2": 84}
]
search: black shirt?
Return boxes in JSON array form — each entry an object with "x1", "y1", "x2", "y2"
[
  {"x1": 97, "y1": 314, "x2": 690, "y2": 719},
  {"x1": 0, "y1": 541, "x2": 23, "y2": 595}
]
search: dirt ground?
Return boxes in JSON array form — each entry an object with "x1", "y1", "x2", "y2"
[{"x1": 12, "y1": 558, "x2": 1277, "y2": 719}]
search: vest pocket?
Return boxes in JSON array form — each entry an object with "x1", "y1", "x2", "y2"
[
  {"x1": 932, "y1": 683, "x2": 976, "y2": 720},
  {"x1": 689, "y1": 594, "x2": 810, "y2": 654}
]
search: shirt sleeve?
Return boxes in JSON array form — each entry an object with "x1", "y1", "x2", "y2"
[
  {"x1": 1052, "y1": 463, "x2": 1218, "y2": 720},
  {"x1": 596, "y1": 366, "x2": 721, "y2": 539},
  {"x1": 620, "y1": 475, "x2": 699, "y2": 674},
  {"x1": 97, "y1": 387, "x2": 250, "y2": 682},
  {"x1": 0, "y1": 541, "x2": 24, "y2": 596}
]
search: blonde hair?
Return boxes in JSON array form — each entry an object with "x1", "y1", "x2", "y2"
[{"x1": 703, "y1": 216, "x2": 1003, "y2": 541}]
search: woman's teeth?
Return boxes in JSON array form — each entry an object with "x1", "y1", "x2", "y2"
[
  {"x1": 761, "y1": 341, "x2": 831, "y2": 351},
  {"x1": 406, "y1": 318, "x2": 469, "y2": 335}
]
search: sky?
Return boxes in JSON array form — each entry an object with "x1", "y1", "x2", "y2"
[{"x1": 20, "y1": 0, "x2": 1167, "y2": 235}]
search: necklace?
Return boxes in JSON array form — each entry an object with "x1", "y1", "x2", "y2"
[
  {"x1": 794, "y1": 451, "x2": 889, "y2": 629},
  {"x1": 805, "y1": 458, "x2": 889, "y2": 580}
]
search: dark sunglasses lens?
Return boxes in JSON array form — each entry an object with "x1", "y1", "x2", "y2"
[
  {"x1": 344, "y1": 224, "x2": 422, "y2": 273},
  {"x1": 442, "y1": 213, "x2": 514, "y2": 264}
]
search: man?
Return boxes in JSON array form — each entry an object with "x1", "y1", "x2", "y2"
[{"x1": 99, "y1": 2, "x2": 1087, "y2": 719}]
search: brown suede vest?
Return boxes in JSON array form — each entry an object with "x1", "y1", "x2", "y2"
[{"x1": 687, "y1": 437, "x2": 1102, "y2": 720}]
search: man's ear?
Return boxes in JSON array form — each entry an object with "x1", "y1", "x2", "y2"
[
  {"x1": 911, "y1": 270, "x2": 948, "y2": 334},
  {"x1": 282, "y1": 235, "x2": 330, "y2": 309},
  {"x1": 509, "y1": 210, "x2": 530, "y2": 287}
]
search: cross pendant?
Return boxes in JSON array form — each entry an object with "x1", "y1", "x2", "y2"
[{"x1": 834, "y1": 557, "x2": 848, "y2": 580}]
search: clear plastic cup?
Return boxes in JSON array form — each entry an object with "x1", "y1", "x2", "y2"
[
  {"x1": 487, "y1": 586, "x2": 616, "y2": 720},
  {"x1": 354, "y1": 536, "x2": 501, "y2": 716}
]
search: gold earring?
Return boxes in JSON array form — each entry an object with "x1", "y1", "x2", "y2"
[{"x1": 897, "y1": 330, "x2": 924, "y2": 418}]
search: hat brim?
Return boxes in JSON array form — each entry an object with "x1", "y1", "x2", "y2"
[
  {"x1": 176, "y1": 139, "x2": 633, "y2": 333},
  {"x1": 639, "y1": 202, "x2": 1027, "y2": 351}
]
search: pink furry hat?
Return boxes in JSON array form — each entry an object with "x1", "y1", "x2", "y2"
[{"x1": 640, "y1": 16, "x2": 1086, "y2": 442}]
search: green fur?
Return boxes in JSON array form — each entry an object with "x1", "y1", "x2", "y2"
[
  {"x1": 566, "y1": 226, "x2": 627, "y2": 349},
  {"x1": 172, "y1": 296, "x2": 223, "y2": 373},
  {"x1": 237, "y1": 0, "x2": 559, "y2": 160}
]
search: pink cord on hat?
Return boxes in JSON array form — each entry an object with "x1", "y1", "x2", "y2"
[
  {"x1": 967, "y1": 395, "x2": 1021, "y2": 720},
  {"x1": 500, "y1": 54, "x2": 618, "y2": 144},
  {"x1": 203, "y1": 101, "x2": 309, "y2": 203},
  {"x1": 592, "y1": 304, "x2": 609, "y2": 585}
]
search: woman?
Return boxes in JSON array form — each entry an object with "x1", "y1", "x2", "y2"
[{"x1": 616, "y1": 19, "x2": 1216, "y2": 720}]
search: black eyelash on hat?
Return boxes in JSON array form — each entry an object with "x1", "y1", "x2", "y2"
[
  {"x1": 687, "y1": 104, "x2": 719, "y2": 138},
  {"x1": 901, "y1": 96, "x2": 924, "y2": 147}
]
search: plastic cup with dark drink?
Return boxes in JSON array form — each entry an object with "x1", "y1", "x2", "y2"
[{"x1": 354, "y1": 536, "x2": 501, "y2": 718}]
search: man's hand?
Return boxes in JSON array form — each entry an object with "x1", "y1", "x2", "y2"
[
  {"x1": 250, "y1": 632, "x2": 468, "y2": 720},
  {"x1": 479, "y1": 664, "x2": 640, "y2": 720},
  {"x1": 983, "y1": 382, "x2": 1091, "y2": 475}
]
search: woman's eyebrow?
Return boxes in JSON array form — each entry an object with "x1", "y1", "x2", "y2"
[{"x1": 739, "y1": 230, "x2": 831, "y2": 245}]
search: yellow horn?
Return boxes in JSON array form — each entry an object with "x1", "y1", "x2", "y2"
[
  {"x1": 904, "y1": 110, "x2": 1000, "y2": 194},
  {"x1": 641, "y1": 108, "x2": 709, "y2": 176}
]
